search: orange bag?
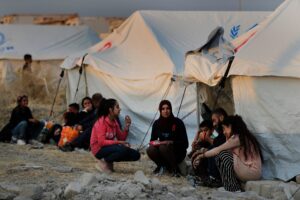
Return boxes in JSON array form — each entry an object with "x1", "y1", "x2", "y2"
[{"x1": 58, "y1": 126, "x2": 79, "y2": 147}]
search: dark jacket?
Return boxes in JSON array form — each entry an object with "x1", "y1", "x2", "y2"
[
  {"x1": 150, "y1": 117, "x2": 189, "y2": 153},
  {"x1": 9, "y1": 106, "x2": 33, "y2": 129}
]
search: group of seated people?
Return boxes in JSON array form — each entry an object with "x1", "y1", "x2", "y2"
[{"x1": 0, "y1": 94, "x2": 263, "y2": 192}]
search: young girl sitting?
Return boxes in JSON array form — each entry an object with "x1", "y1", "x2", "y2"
[
  {"x1": 90, "y1": 98, "x2": 140, "y2": 173},
  {"x1": 192, "y1": 115, "x2": 263, "y2": 192}
]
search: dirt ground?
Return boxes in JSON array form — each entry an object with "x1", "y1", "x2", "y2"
[{"x1": 0, "y1": 143, "x2": 197, "y2": 187}]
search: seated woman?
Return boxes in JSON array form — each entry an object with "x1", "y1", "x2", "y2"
[
  {"x1": 10, "y1": 95, "x2": 44, "y2": 145},
  {"x1": 192, "y1": 115, "x2": 263, "y2": 192},
  {"x1": 147, "y1": 100, "x2": 189, "y2": 177},
  {"x1": 91, "y1": 98, "x2": 140, "y2": 173},
  {"x1": 78, "y1": 97, "x2": 94, "y2": 123}
]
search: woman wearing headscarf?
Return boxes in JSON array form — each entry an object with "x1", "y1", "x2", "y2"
[{"x1": 147, "y1": 100, "x2": 189, "y2": 177}]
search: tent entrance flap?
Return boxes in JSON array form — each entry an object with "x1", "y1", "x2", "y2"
[{"x1": 196, "y1": 79, "x2": 235, "y2": 122}]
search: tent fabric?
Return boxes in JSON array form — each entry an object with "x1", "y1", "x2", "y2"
[
  {"x1": 184, "y1": 0, "x2": 300, "y2": 181},
  {"x1": 0, "y1": 25, "x2": 100, "y2": 60},
  {"x1": 229, "y1": 0, "x2": 300, "y2": 79},
  {"x1": 232, "y1": 76, "x2": 300, "y2": 181},
  {"x1": 61, "y1": 10, "x2": 270, "y2": 147},
  {"x1": 61, "y1": 10, "x2": 270, "y2": 75},
  {"x1": 0, "y1": 25, "x2": 100, "y2": 104}
]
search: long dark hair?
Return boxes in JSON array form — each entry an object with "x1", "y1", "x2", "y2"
[
  {"x1": 222, "y1": 115, "x2": 263, "y2": 161},
  {"x1": 97, "y1": 98, "x2": 117, "y2": 118},
  {"x1": 81, "y1": 96, "x2": 92, "y2": 108}
]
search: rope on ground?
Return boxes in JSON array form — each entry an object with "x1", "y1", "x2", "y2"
[{"x1": 137, "y1": 76, "x2": 175, "y2": 151}]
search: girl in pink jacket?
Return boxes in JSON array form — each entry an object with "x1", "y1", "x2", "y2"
[{"x1": 90, "y1": 98, "x2": 140, "y2": 173}]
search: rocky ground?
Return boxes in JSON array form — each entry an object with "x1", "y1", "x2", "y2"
[{"x1": 0, "y1": 143, "x2": 299, "y2": 200}]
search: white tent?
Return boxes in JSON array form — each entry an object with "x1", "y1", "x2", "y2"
[
  {"x1": 0, "y1": 25, "x2": 100, "y2": 101},
  {"x1": 61, "y1": 10, "x2": 270, "y2": 148},
  {"x1": 184, "y1": 0, "x2": 300, "y2": 181}
]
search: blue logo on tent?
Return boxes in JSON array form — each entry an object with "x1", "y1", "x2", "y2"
[
  {"x1": 0, "y1": 32, "x2": 5, "y2": 46},
  {"x1": 230, "y1": 25, "x2": 240, "y2": 39}
]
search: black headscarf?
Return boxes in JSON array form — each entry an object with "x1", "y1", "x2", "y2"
[{"x1": 157, "y1": 100, "x2": 176, "y2": 132}]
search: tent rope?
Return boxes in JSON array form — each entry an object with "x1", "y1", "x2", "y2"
[
  {"x1": 288, "y1": 186, "x2": 300, "y2": 200},
  {"x1": 176, "y1": 84, "x2": 188, "y2": 117},
  {"x1": 137, "y1": 76, "x2": 175, "y2": 151},
  {"x1": 49, "y1": 69, "x2": 65, "y2": 120},
  {"x1": 74, "y1": 53, "x2": 88, "y2": 102}
]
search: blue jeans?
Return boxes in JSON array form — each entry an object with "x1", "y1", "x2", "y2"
[
  {"x1": 95, "y1": 144, "x2": 140, "y2": 163},
  {"x1": 12, "y1": 121, "x2": 28, "y2": 139},
  {"x1": 11, "y1": 120, "x2": 44, "y2": 141}
]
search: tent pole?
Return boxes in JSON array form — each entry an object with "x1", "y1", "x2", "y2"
[
  {"x1": 196, "y1": 82, "x2": 201, "y2": 127},
  {"x1": 73, "y1": 53, "x2": 88, "y2": 102},
  {"x1": 83, "y1": 64, "x2": 89, "y2": 97},
  {"x1": 49, "y1": 69, "x2": 64, "y2": 120}
]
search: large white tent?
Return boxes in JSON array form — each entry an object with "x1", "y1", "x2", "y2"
[
  {"x1": 0, "y1": 25, "x2": 100, "y2": 101},
  {"x1": 61, "y1": 10, "x2": 269, "y2": 148},
  {"x1": 184, "y1": 0, "x2": 300, "y2": 181}
]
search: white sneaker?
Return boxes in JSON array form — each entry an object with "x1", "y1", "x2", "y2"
[
  {"x1": 17, "y1": 139, "x2": 26, "y2": 145},
  {"x1": 11, "y1": 137, "x2": 18, "y2": 144}
]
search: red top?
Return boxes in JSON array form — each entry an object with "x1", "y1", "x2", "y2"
[{"x1": 90, "y1": 116, "x2": 128, "y2": 155}]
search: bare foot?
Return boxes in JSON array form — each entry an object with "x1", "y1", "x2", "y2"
[
  {"x1": 95, "y1": 160, "x2": 112, "y2": 174},
  {"x1": 107, "y1": 162, "x2": 114, "y2": 172}
]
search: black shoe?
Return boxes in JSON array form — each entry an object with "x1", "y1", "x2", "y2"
[
  {"x1": 171, "y1": 169, "x2": 181, "y2": 178},
  {"x1": 154, "y1": 166, "x2": 166, "y2": 176},
  {"x1": 202, "y1": 176, "x2": 223, "y2": 188}
]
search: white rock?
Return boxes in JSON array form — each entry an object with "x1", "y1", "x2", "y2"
[
  {"x1": 179, "y1": 186, "x2": 196, "y2": 197},
  {"x1": 64, "y1": 182, "x2": 82, "y2": 199},
  {"x1": 134, "y1": 170, "x2": 150, "y2": 185},
  {"x1": 212, "y1": 190, "x2": 265, "y2": 200},
  {"x1": 280, "y1": 182, "x2": 300, "y2": 200},
  {"x1": 19, "y1": 185, "x2": 43, "y2": 200},
  {"x1": 0, "y1": 182, "x2": 21, "y2": 193},
  {"x1": 120, "y1": 182, "x2": 143, "y2": 198},
  {"x1": 13, "y1": 196, "x2": 33, "y2": 200},
  {"x1": 180, "y1": 197, "x2": 199, "y2": 200},
  {"x1": 245, "y1": 180, "x2": 283, "y2": 199},
  {"x1": 52, "y1": 166, "x2": 73, "y2": 173},
  {"x1": 79, "y1": 173, "x2": 97, "y2": 187}
]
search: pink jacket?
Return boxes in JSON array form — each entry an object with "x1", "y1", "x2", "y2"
[{"x1": 90, "y1": 116, "x2": 128, "y2": 155}]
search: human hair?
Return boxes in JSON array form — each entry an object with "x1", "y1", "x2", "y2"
[
  {"x1": 17, "y1": 95, "x2": 28, "y2": 106},
  {"x1": 92, "y1": 93, "x2": 103, "y2": 108},
  {"x1": 159, "y1": 100, "x2": 173, "y2": 115},
  {"x1": 199, "y1": 120, "x2": 213, "y2": 130},
  {"x1": 222, "y1": 115, "x2": 263, "y2": 161},
  {"x1": 97, "y1": 98, "x2": 117, "y2": 118},
  {"x1": 212, "y1": 107, "x2": 228, "y2": 118},
  {"x1": 81, "y1": 96, "x2": 92, "y2": 108},
  {"x1": 68, "y1": 103, "x2": 80, "y2": 112},
  {"x1": 24, "y1": 54, "x2": 32, "y2": 61}
]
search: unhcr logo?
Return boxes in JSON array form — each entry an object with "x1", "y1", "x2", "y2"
[
  {"x1": 0, "y1": 32, "x2": 5, "y2": 46},
  {"x1": 0, "y1": 32, "x2": 14, "y2": 53},
  {"x1": 230, "y1": 25, "x2": 240, "y2": 39}
]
